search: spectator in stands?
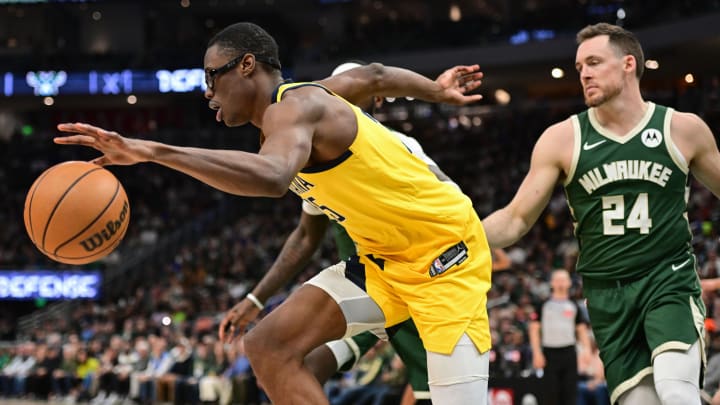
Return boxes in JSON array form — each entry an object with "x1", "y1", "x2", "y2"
[
  {"x1": 496, "y1": 325, "x2": 529, "y2": 378},
  {"x1": 174, "y1": 339, "x2": 218, "y2": 404},
  {"x1": 91, "y1": 345, "x2": 119, "y2": 405},
  {"x1": 198, "y1": 339, "x2": 230, "y2": 403},
  {"x1": 577, "y1": 338, "x2": 610, "y2": 405},
  {"x1": 109, "y1": 337, "x2": 139, "y2": 404},
  {"x1": 222, "y1": 338, "x2": 256, "y2": 404},
  {"x1": 26, "y1": 343, "x2": 60, "y2": 400},
  {"x1": 702, "y1": 250, "x2": 720, "y2": 279},
  {"x1": 330, "y1": 341, "x2": 401, "y2": 405},
  {"x1": 0, "y1": 341, "x2": 36, "y2": 398},
  {"x1": 155, "y1": 336, "x2": 193, "y2": 403},
  {"x1": 51, "y1": 343, "x2": 78, "y2": 400},
  {"x1": 134, "y1": 335, "x2": 174, "y2": 404},
  {"x1": 73, "y1": 347, "x2": 100, "y2": 402},
  {"x1": 128, "y1": 338, "x2": 151, "y2": 402}
]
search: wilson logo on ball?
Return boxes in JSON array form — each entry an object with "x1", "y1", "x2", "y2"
[{"x1": 79, "y1": 200, "x2": 129, "y2": 252}]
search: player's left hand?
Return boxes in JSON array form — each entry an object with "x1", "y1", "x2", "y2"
[{"x1": 434, "y1": 65, "x2": 483, "y2": 105}]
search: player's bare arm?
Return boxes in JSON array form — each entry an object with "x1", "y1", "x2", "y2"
[
  {"x1": 482, "y1": 120, "x2": 573, "y2": 248},
  {"x1": 218, "y1": 212, "x2": 329, "y2": 342},
  {"x1": 319, "y1": 63, "x2": 483, "y2": 106},
  {"x1": 55, "y1": 97, "x2": 319, "y2": 197},
  {"x1": 253, "y1": 212, "x2": 329, "y2": 303},
  {"x1": 672, "y1": 111, "x2": 720, "y2": 197}
]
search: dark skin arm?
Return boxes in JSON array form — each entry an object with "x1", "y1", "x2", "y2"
[
  {"x1": 319, "y1": 63, "x2": 483, "y2": 106},
  {"x1": 55, "y1": 96, "x2": 317, "y2": 197},
  {"x1": 218, "y1": 211, "x2": 329, "y2": 342}
]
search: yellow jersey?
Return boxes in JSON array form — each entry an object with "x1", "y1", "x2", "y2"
[{"x1": 278, "y1": 82, "x2": 478, "y2": 269}]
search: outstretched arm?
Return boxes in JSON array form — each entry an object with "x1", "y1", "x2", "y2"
[
  {"x1": 319, "y1": 63, "x2": 483, "y2": 106},
  {"x1": 54, "y1": 98, "x2": 315, "y2": 197},
  {"x1": 482, "y1": 121, "x2": 569, "y2": 248},
  {"x1": 218, "y1": 210, "x2": 329, "y2": 342}
]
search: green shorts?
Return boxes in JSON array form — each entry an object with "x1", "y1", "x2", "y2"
[
  {"x1": 582, "y1": 253, "x2": 706, "y2": 404},
  {"x1": 339, "y1": 318, "x2": 429, "y2": 397}
]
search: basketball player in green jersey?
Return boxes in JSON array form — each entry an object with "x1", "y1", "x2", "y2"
[{"x1": 482, "y1": 23, "x2": 720, "y2": 404}]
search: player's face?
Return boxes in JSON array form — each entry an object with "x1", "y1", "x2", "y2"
[
  {"x1": 203, "y1": 45, "x2": 255, "y2": 127},
  {"x1": 575, "y1": 35, "x2": 626, "y2": 107}
]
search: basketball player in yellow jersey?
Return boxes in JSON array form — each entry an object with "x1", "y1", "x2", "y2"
[{"x1": 54, "y1": 22, "x2": 491, "y2": 405}]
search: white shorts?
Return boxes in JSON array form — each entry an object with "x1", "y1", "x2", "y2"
[{"x1": 305, "y1": 261, "x2": 387, "y2": 340}]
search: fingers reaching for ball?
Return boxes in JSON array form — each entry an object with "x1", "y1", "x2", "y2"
[{"x1": 54, "y1": 122, "x2": 153, "y2": 166}]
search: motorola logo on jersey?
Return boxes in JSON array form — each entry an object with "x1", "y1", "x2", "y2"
[{"x1": 641, "y1": 129, "x2": 663, "y2": 148}]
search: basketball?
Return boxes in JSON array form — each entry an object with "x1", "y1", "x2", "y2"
[{"x1": 23, "y1": 161, "x2": 131, "y2": 265}]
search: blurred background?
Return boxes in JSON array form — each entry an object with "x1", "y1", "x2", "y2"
[{"x1": 1, "y1": 1, "x2": 720, "y2": 404}]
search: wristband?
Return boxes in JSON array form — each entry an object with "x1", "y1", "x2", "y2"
[{"x1": 245, "y1": 293, "x2": 265, "y2": 310}]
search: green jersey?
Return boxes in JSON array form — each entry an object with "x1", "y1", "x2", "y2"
[
  {"x1": 564, "y1": 102, "x2": 693, "y2": 280},
  {"x1": 331, "y1": 222, "x2": 356, "y2": 260}
]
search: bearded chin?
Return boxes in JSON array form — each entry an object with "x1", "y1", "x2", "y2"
[{"x1": 585, "y1": 85, "x2": 622, "y2": 107}]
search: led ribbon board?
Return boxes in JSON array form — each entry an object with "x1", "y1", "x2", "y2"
[
  {"x1": 2, "y1": 68, "x2": 207, "y2": 97},
  {"x1": 0, "y1": 271, "x2": 101, "y2": 300}
]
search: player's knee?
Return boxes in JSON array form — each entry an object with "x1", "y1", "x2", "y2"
[
  {"x1": 244, "y1": 327, "x2": 277, "y2": 367},
  {"x1": 654, "y1": 379, "x2": 700, "y2": 405}
]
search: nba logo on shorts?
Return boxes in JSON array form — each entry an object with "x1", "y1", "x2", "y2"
[{"x1": 429, "y1": 258, "x2": 446, "y2": 277}]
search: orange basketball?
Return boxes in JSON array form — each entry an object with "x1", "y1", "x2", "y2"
[{"x1": 23, "y1": 161, "x2": 131, "y2": 265}]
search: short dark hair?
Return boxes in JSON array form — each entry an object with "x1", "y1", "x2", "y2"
[
  {"x1": 576, "y1": 23, "x2": 644, "y2": 79},
  {"x1": 207, "y1": 22, "x2": 282, "y2": 71}
]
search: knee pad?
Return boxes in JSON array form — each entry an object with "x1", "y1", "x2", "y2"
[
  {"x1": 427, "y1": 334, "x2": 489, "y2": 386},
  {"x1": 618, "y1": 374, "x2": 661, "y2": 405},
  {"x1": 654, "y1": 380, "x2": 700, "y2": 405},
  {"x1": 305, "y1": 262, "x2": 387, "y2": 339},
  {"x1": 653, "y1": 340, "x2": 701, "y2": 405}
]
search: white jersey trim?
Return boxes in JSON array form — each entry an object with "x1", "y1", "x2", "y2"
[
  {"x1": 588, "y1": 102, "x2": 655, "y2": 144},
  {"x1": 663, "y1": 107, "x2": 689, "y2": 175},
  {"x1": 564, "y1": 115, "x2": 582, "y2": 186}
]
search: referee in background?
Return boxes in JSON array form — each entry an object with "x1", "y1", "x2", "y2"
[{"x1": 530, "y1": 269, "x2": 593, "y2": 405}]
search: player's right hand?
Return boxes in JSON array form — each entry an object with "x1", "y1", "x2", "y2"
[
  {"x1": 218, "y1": 298, "x2": 261, "y2": 343},
  {"x1": 55, "y1": 122, "x2": 153, "y2": 166}
]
